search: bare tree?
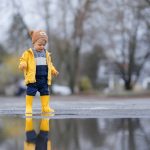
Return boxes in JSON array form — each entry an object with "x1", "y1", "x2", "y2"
[
  {"x1": 81, "y1": 45, "x2": 105, "y2": 88},
  {"x1": 6, "y1": 0, "x2": 30, "y2": 55},
  {"x1": 6, "y1": 0, "x2": 150, "y2": 92},
  {"x1": 7, "y1": 13, "x2": 31, "y2": 55},
  {"x1": 106, "y1": 0, "x2": 150, "y2": 90},
  {"x1": 56, "y1": 0, "x2": 96, "y2": 93}
]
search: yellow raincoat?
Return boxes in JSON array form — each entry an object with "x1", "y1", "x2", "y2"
[{"x1": 19, "y1": 48, "x2": 57, "y2": 85}]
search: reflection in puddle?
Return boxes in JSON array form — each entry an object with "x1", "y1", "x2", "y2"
[
  {"x1": 24, "y1": 117, "x2": 51, "y2": 150},
  {"x1": 0, "y1": 117, "x2": 150, "y2": 150}
]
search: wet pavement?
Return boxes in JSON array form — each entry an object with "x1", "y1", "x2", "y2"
[
  {"x1": 0, "y1": 96, "x2": 150, "y2": 118},
  {"x1": 0, "y1": 96, "x2": 150, "y2": 150}
]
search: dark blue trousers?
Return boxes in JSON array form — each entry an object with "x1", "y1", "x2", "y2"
[
  {"x1": 26, "y1": 130, "x2": 49, "y2": 150},
  {"x1": 26, "y1": 76, "x2": 49, "y2": 96}
]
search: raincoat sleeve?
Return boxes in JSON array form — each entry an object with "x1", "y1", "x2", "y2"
[
  {"x1": 47, "y1": 50, "x2": 58, "y2": 76},
  {"x1": 51, "y1": 62, "x2": 58, "y2": 76},
  {"x1": 19, "y1": 51, "x2": 28, "y2": 71}
]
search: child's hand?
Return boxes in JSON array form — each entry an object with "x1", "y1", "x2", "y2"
[
  {"x1": 20, "y1": 63, "x2": 27, "y2": 71},
  {"x1": 52, "y1": 70, "x2": 59, "y2": 76},
  {"x1": 51, "y1": 66, "x2": 59, "y2": 76},
  {"x1": 54, "y1": 70, "x2": 59, "y2": 76}
]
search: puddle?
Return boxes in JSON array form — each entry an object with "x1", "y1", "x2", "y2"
[
  {"x1": 0, "y1": 97, "x2": 150, "y2": 149},
  {"x1": 0, "y1": 116, "x2": 150, "y2": 150}
]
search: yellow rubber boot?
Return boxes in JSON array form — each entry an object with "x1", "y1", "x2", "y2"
[
  {"x1": 24, "y1": 142, "x2": 35, "y2": 150},
  {"x1": 25, "y1": 118, "x2": 33, "y2": 131},
  {"x1": 40, "y1": 118, "x2": 49, "y2": 131},
  {"x1": 40, "y1": 118, "x2": 52, "y2": 150},
  {"x1": 40, "y1": 95, "x2": 54, "y2": 113},
  {"x1": 47, "y1": 141, "x2": 51, "y2": 150},
  {"x1": 25, "y1": 95, "x2": 34, "y2": 115},
  {"x1": 24, "y1": 118, "x2": 35, "y2": 150}
]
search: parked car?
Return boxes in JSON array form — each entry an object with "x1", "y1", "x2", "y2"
[
  {"x1": 52, "y1": 84, "x2": 71, "y2": 95},
  {"x1": 15, "y1": 79, "x2": 26, "y2": 96}
]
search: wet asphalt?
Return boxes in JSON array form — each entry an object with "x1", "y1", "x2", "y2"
[{"x1": 0, "y1": 96, "x2": 150, "y2": 119}]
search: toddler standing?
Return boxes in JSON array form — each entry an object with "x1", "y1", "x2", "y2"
[{"x1": 19, "y1": 30, "x2": 58, "y2": 115}]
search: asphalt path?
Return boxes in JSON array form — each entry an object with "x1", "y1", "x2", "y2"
[{"x1": 0, "y1": 96, "x2": 150, "y2": 119}]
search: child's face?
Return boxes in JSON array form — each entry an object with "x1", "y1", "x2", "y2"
[{"x1": 34, "y1": 39, "x2": 46, "y2": 51}]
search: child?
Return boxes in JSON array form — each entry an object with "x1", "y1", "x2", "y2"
[{"x1": 19, "y1": 30, "x2": 58, "y2": 115}]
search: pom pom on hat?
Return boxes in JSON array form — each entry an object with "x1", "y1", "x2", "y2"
[
  {"x1": 29, "y1": 30, "x2": 34, "y2": 38},
  {"x1": 29, "y1": 30, "x2": 48, "y2": 44}
]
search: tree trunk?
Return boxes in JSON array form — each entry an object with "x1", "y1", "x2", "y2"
[
  {"x1": 69, "y1": 75, "x2": 75, "y2": 94},
  {"x1": 128, "y1": 119, "x2": 136, "y2": 150},
  {"x1": 124, "y1": 80, "x2": 133, "y2": 90}
]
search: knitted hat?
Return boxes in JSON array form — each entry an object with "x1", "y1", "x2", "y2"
[{"x1": 29, "y1": 30, "x2": 48, "y2": 44}]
